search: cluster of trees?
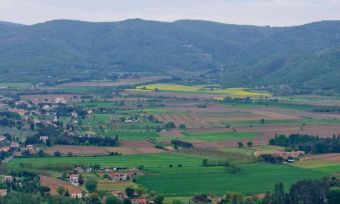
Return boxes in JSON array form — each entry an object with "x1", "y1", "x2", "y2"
[
  {"x1": 222, "y1": 97, "x2": 253, "y2": 104},
  {"x1": 260, "y1": 154, "x2": 285, "y2": 164},
  {"x1": 0, "y1": 111, "x2": 21, "y2": 119},
  {"x1": 269, "y1": 134, "x2": 340, "y2": 154},
  {"x1": 55, "y1": 136, "x2": 118, "y2": 146},
  {"x1": 171, "y1": 140, "x2": 194, "y2": 149},
  {"x1": 0, "y1": 192, "x2": 83, "y2": 204},
  {"x1": 202, "y1": 159, "x2": 240, "y2": 174},
  {"x1": 164, "y1": 122, "x2": 176, "y2": 129},
  {"x1": 2, "y1": 171, "x2": 50, "y2": 195},
  {"x1": 313, "y1": 106, "x2": 340, "y2": 113},
  {"x1": 262, "y1": 177, "x2": 340, "y2": 204},
  {"x1": 53, "y1": 105, "x2": 87, "y2": 119},
  {"x1": 189, "y1": 177, "x2": 340, "y2": 204},
  {"x1": 0, "y1": 111, "x2": 23, "y2": 128},
  {"x1": 25, "y1": 128, "x2": 118, "y2": 147}
]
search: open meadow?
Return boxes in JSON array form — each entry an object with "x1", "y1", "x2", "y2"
[{"x1": 8, "y1": 153, "x2": 327, "y2": 196}]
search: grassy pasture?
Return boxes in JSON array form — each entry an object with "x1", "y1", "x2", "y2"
[
  {"x1": 224, "y1": 102, "x2": 316, "y2": 111},
  {"x1": 8, "y1": 154, "x2": 325, "y2": 196},
  {"x1": 293, "y1": 161, "x2": 340, "y2": 174},
  {"x1": 222, "y1": 118, "x2": 340, "y2": 128},
  {"x1": 79, "y1": 101, "x2": 124, "y2": 107},
  {"x1": 138, "y1": 163, "x2": 325, "y2": 196},
  {"x1": 293, "y1": 154, "x2": 340, "y2": 174},
  {"x1": 0, "y1": 83, "x2": 32, "y2": 89},
  {"x1": 8, "y1": 154, "x2": 203, "y2": 170},
  {"x1": 177, "y1": 131, "x2": 260, "y2": 141},
  {"x1": 163, "y1": 197, "x2": 191, "y2": 204},
  {"x1": 49, "y1": 86, "x2": 95, "y2": 94}
]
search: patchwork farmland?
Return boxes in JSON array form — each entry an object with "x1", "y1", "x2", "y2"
[{"x1": 3, "y1": 79, "x2": 340, "y2": 203}]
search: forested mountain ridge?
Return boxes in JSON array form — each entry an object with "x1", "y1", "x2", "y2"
[{"x1": 0, "y1": 19, "x2": 339, "y2": 90}]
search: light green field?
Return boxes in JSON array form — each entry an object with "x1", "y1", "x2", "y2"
[
  {"x1": 49, "y1": 86, "x2": 95, "y2": 94},
  {"x1": 79, "y1": 101, "x2": 125, "y2": 107},
  {"x1": 221, "y1": 118, "x2": 340, "y2": 128},
  {"x1": 8, "y1": 153, "x2": 326, "y2": 196},
  {"x1": 164, "y1": 197, "x2": 191, "y2": 204},
  {"x1": 8, "y1": 154, "x2": 203, "y2": 170},
  {"x1": 136, "y1": 83, "x2": 270, "y2": 97},
  {"x1": 84, "y1": 114, "x2": 115, "y2": 124},
  {"x1": 0, "y1": 83, "x2": 32, "y2": 89},
  {"x1": 174, "y1": 131, "x2": 260, "y2": 141}
]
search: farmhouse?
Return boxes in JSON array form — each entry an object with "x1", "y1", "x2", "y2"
[
  {"x1": 0, "y1": 146, "x2": 10, "y2": 152},
  {"x1": 131, "y1": 198, "x2": 147, "y2": 204},
  {"x1": 10, "y1": 142, "x2": 19, "y2": 148},
  {"x1": 70, "y1": 189, "x2": 83, "y2": 199},
  {"x1": 0, "y1": 189, "x2": 7, "y2": 197},
  {"x1": 39, "y1": 136, "x2": 49, "y2": 144},
  {"x1": 100, "y1": 172, "x2": 136, "y2": 182},
  {"x1": 112, "y1": 190, "x2": 127, "y2": 199},
  {"x1": 8, "y1": 108, "x2": 27, "y2": 116},
  {"x1": 69, "y1": 174, "x2": 79, "y2": 185},
  {"x1": 25, "y1": 144, "x2": 36, "y2": 153},
  {"x1": 0, "y1": 136, "x2": 6, "y2": 143},
  {"x1": 272, "y1": 151, "x2": 305, "y2": 159},
  {"x1": 74, "y1": 167, "x2": 85, "y2": 173},
  {"x1": 54, "y1": 97, "x2": 67, "y2": 104},
  {"x1": 2, "y1": 175, "x2": 13, "y2": 183}
]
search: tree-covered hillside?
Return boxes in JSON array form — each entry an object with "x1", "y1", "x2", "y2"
[{"x1": 0, "y1": 19, "x2": 339, "y2": 90}]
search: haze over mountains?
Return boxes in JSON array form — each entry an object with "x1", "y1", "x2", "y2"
[{"x1": 0, "y1": 19, "x2": 340, "y2": 90}]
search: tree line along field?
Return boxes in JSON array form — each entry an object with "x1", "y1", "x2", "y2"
[{"x1": 8, "y1": 153, "x2": 327, "y2": 196}]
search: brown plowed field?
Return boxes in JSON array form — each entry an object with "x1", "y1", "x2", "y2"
[{"x1": 40, "y1": 176, "x2": 83, "y2": 196}]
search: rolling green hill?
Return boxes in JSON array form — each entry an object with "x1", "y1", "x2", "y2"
[{"x1": 0, "y1": 19, "x2": 339, "y2": 90}]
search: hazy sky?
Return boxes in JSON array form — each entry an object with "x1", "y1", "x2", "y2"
[{"x1": 1, "y1": 0, "x2": 340, "y2": 26}]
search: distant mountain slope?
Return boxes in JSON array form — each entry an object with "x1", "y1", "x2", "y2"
[{"x1": 0, "y1": 19, "x2": 339, "y2": 90}]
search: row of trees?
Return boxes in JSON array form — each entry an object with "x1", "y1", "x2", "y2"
[
  {"x1": 269, "y1": 134, "x2": 340, "y2": 154},
  {"x1": 55, "y1": 136, "x2": 118, "y2": 146},
  {"x1": 262, "y1": 177, "x2": 340, "y2": 204},
  {"x1": 189, "y1": 177, "x2": 340, "y2": 204}
]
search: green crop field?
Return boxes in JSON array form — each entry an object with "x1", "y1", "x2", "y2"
[
  {"x1": 0, "y1": 83, "x2": 32, "y2": 89},
  {"x1": 79, "y1": 101, "x2": 125, "y2": 107},
  {"x1": 138, "y1": 163, "x2": 325, "y2": 196},
  {"x1": 163, "y1": 197, "x2": 191, "y2": 204},
  {"x1": 175, "y1": 131, "x2": 260, "y2": 141},
  {"x1": 49, "y1": 86, "x2": 95, "y2": 94},
  {"x1": 8, "y1": 153, "x2": 204, "y2": 170},
  {"x1": 8, "y1": 154, "x2": 326, "y2": 196}
]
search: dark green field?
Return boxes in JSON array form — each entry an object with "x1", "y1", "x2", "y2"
[{"x1": 9, "y1": 153, "x2": 326, "y2": 196}]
